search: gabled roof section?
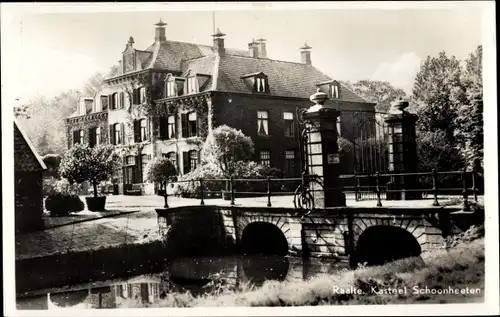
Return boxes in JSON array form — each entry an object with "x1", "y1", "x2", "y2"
[{"x1": 14, "y1": 119, "x2": 47, "y2": 171}]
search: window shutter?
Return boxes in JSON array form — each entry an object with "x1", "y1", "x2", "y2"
[
  {"x1": 181, "y1": 113, "x2": 188, "y2": 138},
  {"x1": 146, "y1": 118, "x2": 151, "y2": 141},
  {"x1": 109, "y1": 125, "x2": 114, "y2": 145},
  {"x1": 73, "y1": 130, "x2": 79, "y2": 145},
  {"x1": 119, "y1": 92, "x2": 124, "y2": 108},
  {"x1": 182, "y1": 151, "x2": 189, "y2": 174},
  {"x1": 120, "y1": 123, "x2": 125, "y2": 145},
  {"x1": 159, "y1": 117, "x2": 167, "y2": 139},
  {"x1": 134, "y1": 120, "x2": 140, "y2": 143}
]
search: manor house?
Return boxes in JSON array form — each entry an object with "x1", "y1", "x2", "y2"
[{"x1": 64, "y1": 20, "x2": 375, "y2": 195}]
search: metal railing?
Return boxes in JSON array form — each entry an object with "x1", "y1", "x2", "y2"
[{"x1": 160, "y1": 169, "x2": 481, "y2": 211}]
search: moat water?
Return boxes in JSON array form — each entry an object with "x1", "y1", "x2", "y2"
[{"x1": 16, "y1": 254, "x2": 349, "y2": 309}]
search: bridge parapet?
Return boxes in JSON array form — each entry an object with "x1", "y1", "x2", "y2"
[{"x1": 156, "y1": 204, "x2": 474, "y2": 265}]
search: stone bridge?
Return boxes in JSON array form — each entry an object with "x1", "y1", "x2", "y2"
[{"x1": 156, "y1": 205, "x2": 479, "y2": 266}]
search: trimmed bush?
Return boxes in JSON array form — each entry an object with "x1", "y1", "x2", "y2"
[{"x1": 44, "y1": 179, "x2": 84, "y2": 216}]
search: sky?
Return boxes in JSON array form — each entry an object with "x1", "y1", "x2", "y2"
[{"x1": 1, "y1": 2, "x2": 486, "y2": 106}]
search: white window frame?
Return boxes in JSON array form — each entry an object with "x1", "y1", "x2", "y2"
[
  {"x1": 257, "y1": 111, "x2": 269, "y2": 135},
  {"x1": 167, "y1": 115, "x2": 176, "y2": 138},
  {"x1": 260, "y1": 150, "x2": 271, "y2": 167}
]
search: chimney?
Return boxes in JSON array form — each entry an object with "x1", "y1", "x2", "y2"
[
  {"x1": 300, "y1": 43, "x2": 312, "y2": 65},
  {"x1": 127, "y1": 36, "x2": 135, "y2": 48},
  {"x1": 211, "y1": 28, "x2": 226, "y2": 56},
  {"x1": 154, "y1": 19, "x2": 167, "y2": 43},
  {"x1": 256, "y1": 38, "x2": 267, "y2": 58},
  {"x1": 248, "y1": 39, "x2": 259, "y2": 58}
]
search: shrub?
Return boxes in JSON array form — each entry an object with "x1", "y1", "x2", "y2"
[
  {"x1": 177, "y1": 161, "x2": 283, "y2": 198},
  {"x1": 144, "y1": 157, "x2": 177, "y2": 191},
  {"x1": 177, "y1": 164, "x2": 225, "y2": 198},
  {"x1": 44, "y1": 179, "x2": 84, "y2": 216},
  {"x1": 42, "y1": 153, "x2": 62, "y2": 176},
  {"x1": 59, "y1": 144, "x2": 120, "y2": 198}
]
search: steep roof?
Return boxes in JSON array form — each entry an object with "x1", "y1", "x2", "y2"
[
  {"x1": 113, "y1": 38, "x2": 371, "y2": 103},
  {"x1": 144, "y1": 40, "x2": 248, "y2": 71},
  {"x1": 215, "y1": 55, "x2": 371, "y2": 102},
  {"x1": 14, "y1": 120, "x2": 47, "y2": 172}
]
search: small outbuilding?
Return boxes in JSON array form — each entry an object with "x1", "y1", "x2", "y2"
[{"x1": 14, "y1": 119, "x2": 47, "y2": 233}]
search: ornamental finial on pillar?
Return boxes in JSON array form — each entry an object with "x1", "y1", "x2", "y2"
[{"x1": 308, "y1": 88, "x2": 328, "y2": 112}]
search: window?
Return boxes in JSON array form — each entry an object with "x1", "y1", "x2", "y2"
[
  {"x1": 100, "y1": 95, "x2": 109, "y2": 112},
  {"x1": 141, "y1": 154, "x2": 149, "y2": 182},
  {"x1": 167, "y1": 115, "x2": 176, "y2": 139},
  {"x1": 176, "y1": 78, "x2": 185, "y2": 96},
  {"x1": 95, "y1": 127, "x2": 101, "y2": 145},
  {"x1": 126, "y1": 155, "x2": 135, "y2": 165},
  {"x1": 109, "y1": 93, "x2": 118, "y2": 110},
  {"x1": 140, "y1": 119, "x2": 148, "y2": 141},
  {"x1": 121, "y1": 284, "x2": 129, "y2": 298},
  {"x1": 330, "y1": 84, "x2": 340, "y2": 99},
  {"x1": 189, "y1": 150, "x2": 198, "y2": 171},
  {"x1": 163, "y1": 152, "x2": 177, "y2": 169},
  {"x1": 187, "y1": 76, "x2": 197, "y2": 94},
  {"x1": 187, "y1": 112, "x2": 197, "y2": 137},
  {"x1": 257, "y1": 111, "x2": 269, "y2": 135},
  {"x1": 256, "y1": 77, "x2": 266, "y2": 92},
  {"x1": 260, "y1": 150, "x2": 271, "y2": 167},
  {"x1": 132, "y1": 88, "x2": 140, "y2": 105},
  {"x1": 285, "y1": 149, "x2": 296, "y2": 177},
  {"x1": 79, "y1": 130, "x2": 85, "y2": 144},
  {"x1": 140, "y1": 87, "x2": 146, "y2": 103},
  {"x1": 119, "y1": 92, "x2": 125, "y2": 109},
  {"x1": 88, "y1": 127, "x2": 101, "y2": 147},
  {"x1": 73, "y1": 130, "x2": 84, "y2": 145},
  {"x1": 337, "y1": 116, "x2": 341, "y2": 136},
  {"x1": 284, "y1": 112, "x2": 295, "y2": 137},
  {"x1": 113, "y1": 123, "x2": 122, "y2": 145}
]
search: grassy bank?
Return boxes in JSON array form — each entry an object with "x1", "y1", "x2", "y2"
[{"x1": 146, "y1": 226, "x2": 485, "y2": 307}]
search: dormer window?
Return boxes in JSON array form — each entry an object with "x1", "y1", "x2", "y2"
[
  {"x1": 316, "y1": 80, "x2": 341, "y2": 100},
  {"x1": 242, "y1": 72, "x2": 269, "y2": 93},
  {"x1": 165, "y1": 75, "x2": 186, "y2": 97},
  {"x1": 187, "y1": 76, "x2": 198, "y2": 94},
  {"x1": 256, "y1": 77, "x2": 266, "y2": 92},
  {"x1": 330, "y1": 84, "x2": 340, "y2": 99}
]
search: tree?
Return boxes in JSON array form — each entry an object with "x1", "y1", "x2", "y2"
[
  {"x1": 59, "y1": 144, "x2": 120, "y2": 198},
  {"x1": 452, "y1": 45, "x2": 483, "y2": 172},
  {"x1": 201, "y1": 125, "x2": 255, "y2": 178},
  {"x1": 412, "y1": 51, "x2": 463, "y2": 142},
  {"x1": 144, "y1": 157, "x2": 177, "y2": 190},
  {"x1": 341, "y1": 80, "x2": 407, "y2": 113},
  {"x1": 42, "y1": 154, "x2": 62, "y2": 176}
]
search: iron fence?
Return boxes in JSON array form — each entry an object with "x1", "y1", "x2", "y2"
[{"x1": 159, "y1": 169, "x2": 482, "y2": 211}]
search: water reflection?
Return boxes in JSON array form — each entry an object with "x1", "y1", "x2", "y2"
[{"x1": 16, "y1": 255, "x2": 347, "y2": 309}]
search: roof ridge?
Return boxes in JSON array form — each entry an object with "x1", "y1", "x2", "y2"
[{"x1": 220, "y1": 53, "x2": 315, "y2": 66}]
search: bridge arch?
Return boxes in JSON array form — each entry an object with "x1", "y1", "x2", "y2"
[
  {"x1": 354, "y1": 225, "x2": 422, "y2": 266},
  {"x1": 240, "y1": 222, "x2": 289, "y2": 256}
]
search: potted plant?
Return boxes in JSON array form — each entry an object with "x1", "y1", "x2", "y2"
[
  {"x1": 59, "y1": 144, "x2": 119, "y2": 211},
  {"x1": 144, "y1": 156, "x2": 177, "y2": 206}
]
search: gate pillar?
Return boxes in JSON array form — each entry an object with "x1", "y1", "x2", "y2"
[
  {"x1": 302, "y1": 88, "x2": 346, "y2": 208},
  {"x1": 384, "y1": 98, "x2": 421, "y2": 200}
]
